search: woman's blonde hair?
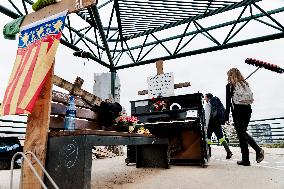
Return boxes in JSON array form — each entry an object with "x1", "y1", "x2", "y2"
[{"x1": 227, "y1": 68, "x2": 248, "y2": 87}]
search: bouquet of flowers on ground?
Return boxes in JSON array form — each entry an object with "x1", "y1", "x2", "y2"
[
  {"x1": 150, "y1": 96, "x2": 167, "y2": 111},
  {"x1": 115, "y1": 114, "x2": 138, "y2": 132}
]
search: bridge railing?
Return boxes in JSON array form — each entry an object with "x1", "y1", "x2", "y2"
[
  {"x1": 0, "y1": 116, "x2": 27, "y2": 145},
  {"x1": 212, "y1": 117, "x2": 284, "y2": 147}
]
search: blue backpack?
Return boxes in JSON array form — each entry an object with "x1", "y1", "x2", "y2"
[{"x1": 210, "y1": 96, "x2": 226, "y2": 121}]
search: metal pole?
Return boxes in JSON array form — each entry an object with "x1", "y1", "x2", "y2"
[
  {"x1": 91, "y1": 5, "x2": 117, "y2": 97},
  {"x1": 91, "y1": 5, "x2": 115, "y2": 67},
  {"x1": 110, "y1": 70, "x2": 116, "y2": 98},
  {"x1": 245, "y1": 67, "x2": 260, "y2": 80},
  {"x1": 0, "y1": 4, "x2": 20, "y2": 19}
]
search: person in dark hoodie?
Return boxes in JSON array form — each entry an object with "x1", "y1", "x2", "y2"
[{"x1": 204, "y1": 93, "x2": 233, "y2": 159}]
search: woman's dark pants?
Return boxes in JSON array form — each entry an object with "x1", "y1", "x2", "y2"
[{"x1": 233, "y1": 105, "x2": 261, "y2": 162}]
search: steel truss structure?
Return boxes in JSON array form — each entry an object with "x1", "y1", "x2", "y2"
[{"x1": 1, "y1": 0, "x2": 284, "y2": 94}]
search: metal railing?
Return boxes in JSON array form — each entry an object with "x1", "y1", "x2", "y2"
[
  {"x1": 10, "y1": 151, "x2": 58, "y2": 189},
  {"x1": 211, "y1": 117, "x2": 284, "y2": 146}
]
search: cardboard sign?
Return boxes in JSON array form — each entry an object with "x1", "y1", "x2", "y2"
[{"x1": 147, "y1": 72, "x2": 174, "y2": 98}]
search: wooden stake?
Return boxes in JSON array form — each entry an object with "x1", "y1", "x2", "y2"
[
  {"x1": 22, "y1": 65, "x2": 54, "y2": 189},
  {"x1": 156, "y1": 60, "x2": 164, "y2": 75},
  {"x1": 21, "y1": 0, "x2": 97, "y2": 27}
]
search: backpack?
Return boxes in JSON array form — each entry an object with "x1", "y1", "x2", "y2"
[
  {"x1": 209, "y1": 96, "x2": 226, "y2": 121},
  {"x1": 232, "y1": 82, "x2": 254, "y2": 105}
]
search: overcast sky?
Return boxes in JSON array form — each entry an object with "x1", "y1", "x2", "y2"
[{"x1": 0, "y1": 0, "x2": 283, "y2": 120}]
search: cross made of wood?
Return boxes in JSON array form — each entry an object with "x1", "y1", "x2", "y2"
[
  {"x1": 137, "y1": 60, "x2": 191, "y2": 95},
  {"x1": 53, "y1": 75, "x2": 106, "y2": 107}
]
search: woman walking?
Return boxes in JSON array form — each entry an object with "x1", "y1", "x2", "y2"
[{"x1": 225, "y1": 68, "x2": 264, "y2": 166}]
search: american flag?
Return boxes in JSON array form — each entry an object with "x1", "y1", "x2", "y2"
[{"x1": 1, "y1": 11, "x2": 67, "y2": 116}]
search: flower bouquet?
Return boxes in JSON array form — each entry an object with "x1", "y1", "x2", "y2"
[{"x1": 114, "y1": 114, "x2": 138, "y2": 132}]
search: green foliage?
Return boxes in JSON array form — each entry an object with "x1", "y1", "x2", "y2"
[
  {"x1": 262, "y1": 143, "x2": 284, "y2": 148},
  {"x1": 262, "y1": 140, "x2": 284, "y2": 148},
  {"x1": 32, "y1": 0, "x2": 57, "y2": 11}
]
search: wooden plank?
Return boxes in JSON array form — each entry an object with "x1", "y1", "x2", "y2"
[
  {"x1": 21, "y1": 0, "x2": 97, "y2": 27},
  {"x1": 156, "y1": 60, "x2": 164, "y2": 75},
  {"x1": 52, "y1": 90, "x2": 93, "y2": 109},
  {"x1": 53, "y1": 75, "x2": 103, "y2": 106},
  {"x1": 174, "y1": 82, "x2": 191, "y2": 89},
  {"x1": 49, "y1": 116, "x2": 100, "y2": 130},
  {"x1": 49, "y1": 130, "x2": 156, "y2": 137},
  {"x1": 51, "y1": 103, "x2": 98, "y2": 120},
  {"x1": 22, "y1": 66, "x2": 54, "y2": 189}
]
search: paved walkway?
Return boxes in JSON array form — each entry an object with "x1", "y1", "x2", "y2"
[
  {"x1": 91, "y1": 146, "x2": 284, "y2": 189},
  {"x1": 212, "y1": 146, "x2": 284, "y2": 170},
  {"x1": 1, "y1": 146, "x2": 283, "y2": 189}
]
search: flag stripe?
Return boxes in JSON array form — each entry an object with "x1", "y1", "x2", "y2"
[
  {"x1": 25, "y1": 69, "x2": 52, "y2": 113},
  {"x1": 1, "y1": 53, "x2": 23, "y2": 113},
  {"x1": 9, "y1": 46, "x2": 37, "y2": 115},
  {"x1": 19, "y1": 36, "x2": 60, "y2": 110},
  {"x1": 17, "y1": 43, "x2": 41, "y2": 113},
  {"x1": 2, "y1": 50, "x2": 27, "y2": 109},
  {"x1": 3, "y1": 48, "x2": 33, "y2": 115}
]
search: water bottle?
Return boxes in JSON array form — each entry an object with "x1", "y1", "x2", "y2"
[{"x1": 64, "y1": 95, "x2": 76, "y2": 130}]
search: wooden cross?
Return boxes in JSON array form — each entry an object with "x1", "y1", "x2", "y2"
[
  {"x1": 137, "y1": 60, "x2": 191, "y2": 95},
  {"x1": 53, "y1": 75, "x2": 103, "y2": 107},
  {"x1": 156, "y1": 59, "x2": 164, "y2": 75}
]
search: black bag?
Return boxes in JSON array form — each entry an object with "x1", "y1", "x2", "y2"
[{"x1": 98, "y1": 102, "x2": 122, "y2": 127}]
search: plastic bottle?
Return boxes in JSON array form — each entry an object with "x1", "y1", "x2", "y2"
[{"x1": 64, "y1": 95, "x2": 76, "y2": 130}]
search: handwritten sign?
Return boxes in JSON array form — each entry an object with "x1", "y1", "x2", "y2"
[{"x1": 147, "y1": 72, "x2": 174, "y2": 98}]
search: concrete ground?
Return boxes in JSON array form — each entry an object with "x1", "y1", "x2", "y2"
[{"x1": 1, "y1": 146, "x2": 283, "y2": 189}]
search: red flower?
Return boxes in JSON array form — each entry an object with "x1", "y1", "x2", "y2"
[{"x1": 115, "y1": 115, "x2": 139, "y2": 127}]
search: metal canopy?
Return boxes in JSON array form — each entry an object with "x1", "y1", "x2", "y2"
[
  {"x1": 118, "y1": 0, "x2": 262, "y2": 39},
  {"x1": 1, "y1": 0, "x2": 284, "y2": 71}
]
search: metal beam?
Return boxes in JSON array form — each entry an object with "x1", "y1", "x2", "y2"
[
  {"x1": 110, "y1": 6, "x2": 284, "y2": 51},
  {"x1": 115, "y1": 32, "x2": 284, "y2": 70},
  {"x1": 8, "y1": 0, "x2": 23, "y2": 16},
  {"x1": 0, "y1": 4, "x2": 20, "y2": 19},
  {"x1": 114, "y1": 0, "x2": 124, "y2": 49},
  {"x1": 90, "y1": 6, "x2": 115, "y2": 67},
  {"x1": 124, "y1": 0, "x2": 261, "y2": 40},
  {"x1": 65, "y1": 24, "x2": 105, "y2": 50},
  {"x1": 60, "y1": 39, "x2": 111, "y2": 68}
]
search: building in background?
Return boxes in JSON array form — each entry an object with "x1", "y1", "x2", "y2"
[{"x1": 93, "y1": 73, "x2": 121, "y2": 103}]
